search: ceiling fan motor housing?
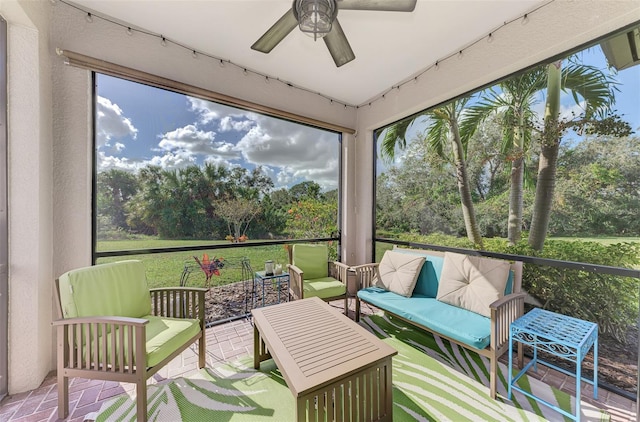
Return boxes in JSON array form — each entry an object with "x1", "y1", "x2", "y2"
[{"x1": 293, "y1": 0, "x2": 339, "y2": 40}]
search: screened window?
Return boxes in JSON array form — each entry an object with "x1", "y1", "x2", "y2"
[{"x1": 94, "y1": 74, "x2": 341, "y2": 255}]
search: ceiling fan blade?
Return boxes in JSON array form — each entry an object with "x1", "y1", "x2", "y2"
[
  {"x1": 337, "y1": 0, "x2": 417, "y2": 12},
  {"x1": 323, "y1": 19, "x2": 355, "y2": 67},
  {"x1": 251, "y1": 8, "x2": 298, "y2": 53}
]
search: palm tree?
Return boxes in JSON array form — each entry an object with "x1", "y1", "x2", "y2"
[
  {"x1": 381, "y1": 98, "x2": 483, "y2": 247},
  {"x1": 528, "y1": 60, "x2": 618, "y2": 250},
  {"x1": 463, "y1": 67, "x2": 547, "y2": 245}
]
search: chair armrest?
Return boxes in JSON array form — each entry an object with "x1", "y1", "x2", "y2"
[
  {"x1": 489, "y1": 292, "x2": 526, "y2": 353},
  {"x1": 150, "y1": 287, "x2": 206, "y2": 322},
  {"x1": 329, "y1": 261, "x2": 349, "y2": 283},
  {"x1": 52, "y1": 315, "x2": 149, "y2": 327},
  {"x1": 287, "y1": 264, "x2": 304, "y2": 300},
  {"x1": 350, "y1": 263, "x2": 380, "y2": 290},
  {"x1": 150, "y1": 287, "x2": 208, "y2": 293},
  {"x1": 53, "y1": 316, "x2": 148, "y2": 372}
]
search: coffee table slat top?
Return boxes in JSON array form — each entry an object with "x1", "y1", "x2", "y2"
[{"x1": 252, "y1": 297, "x2": 397, "y2": 396}]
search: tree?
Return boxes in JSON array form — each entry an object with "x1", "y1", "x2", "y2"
[
  {"x1": 96, "y1": 169, "x2": 139, "y2": 231},
  {"x1": 286, "y1": 199, "x2": 337, "y2": 239},
  {"x1": 464, "y1": 67, "x2": 547, "y2": 245},
  {"x1": 216, "y1": 197, "x2": 261, "y2": 241},
  {"x1": 126, "y1": 166, "x2": 164, "y2": 235},
  {"x1": 377, "y1": 131, "x2": 461, "y2": 236},
  {"x1": 551, "y1": 134, "x2": 638, "y2": 236},
  {"x1": 289, "y1": 181, "x2": 322, "y2": 201},
  {"x1": 528, "y1": 60, "x2": 622, "y2": 250},
  {"x1": 381, "y1": 98, "x2": 483, "y2": 247}
]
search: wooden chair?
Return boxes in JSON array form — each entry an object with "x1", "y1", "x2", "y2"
[
  {"x1": 287, "y1": 243, "x2": 350, "y2": 314},
  {"x1": 53, "y1": 260, "x2": 207, "y2": 422}
]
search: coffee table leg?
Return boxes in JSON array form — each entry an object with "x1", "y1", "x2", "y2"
[{"x1": 254, "y1": 324, "x2": 260, "y2": 369}]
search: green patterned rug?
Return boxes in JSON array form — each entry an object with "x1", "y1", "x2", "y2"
[{"x1": 91, "y1": 313, "x2": 609, "y2": 421}]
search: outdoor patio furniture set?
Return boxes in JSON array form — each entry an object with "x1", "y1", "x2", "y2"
[{"x1": 51, "y1": 245, "x2": 598, "y2": 421}]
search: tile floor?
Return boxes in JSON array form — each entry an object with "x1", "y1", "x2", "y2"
[{"x1": 1, "y1": 300, "x2": 637, "y2": 422}]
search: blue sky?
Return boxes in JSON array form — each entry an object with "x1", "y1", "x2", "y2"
[{"x1": 96, "y1": 75, "x2": 341, "y2": 191}]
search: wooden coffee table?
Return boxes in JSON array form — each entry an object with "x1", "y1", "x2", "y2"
[{"x1": 252, "y1": 296, "x2": 397, "y2": 422}]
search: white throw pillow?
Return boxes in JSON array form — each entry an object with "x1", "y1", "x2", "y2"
[
  {"x1": 375, "y1": 251, "x2": 425, "y2": 297},
  {"x1": 436, "y1": 252, "x2": 510, "y2": 318}
]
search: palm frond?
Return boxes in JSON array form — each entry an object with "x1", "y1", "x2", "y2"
[
  {"x1": 562, "y1": 62, "x2": 618, "y2": 119},
  {"x1": 380, "y1": 118, "x2": 415, "y2": 163},
  {"x1": 425, "y1": 112, "x2": 449, "y2": 159}
]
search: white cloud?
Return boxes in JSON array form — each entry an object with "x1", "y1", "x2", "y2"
[
  {"x1": 219, "y1": 116, "x2": 255, "y2": 132},
  {"x1": 148, "y1": 151, "x2": 197, "y2": 169},
  {"x1": 96, "y1": 96, "x2": 138, "y2": 148},
  {"x1": 157, "y1": 124, "x2": 241, "y2": 159},
  {"x1": 187, "y1": 95, "x2": 340, "y2": 191},
  {"x1": 114, "y1": 142, "x2": 126, "y2": 152},
  {"x1": 97, "y1": 151, "x2": 145, "y2": 172},
  {"x1": 236, "y1": 119, "x2": 339, "y2": 191},
  {"x1": 188, "y1": 97, "x2": 220, "y2": 124},
  {"x1": 188, "y1": 96, "x2": 260, "y2": 132}
]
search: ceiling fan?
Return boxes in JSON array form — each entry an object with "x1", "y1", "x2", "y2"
[{"x1": 251, "y1": 0, "x2": 417, "y2": 67}]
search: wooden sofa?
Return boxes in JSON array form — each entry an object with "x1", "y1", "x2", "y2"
[
  {"x1": 53, "y1": 260, "x2": 207, "y2": 422},
  {"x1": 352, "y1": 248, "x2": 525, "y2": 399}
]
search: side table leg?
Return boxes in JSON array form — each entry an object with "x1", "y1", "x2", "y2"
[
  {"x1": 533, "y1": 335, "x2": 538, "y2": 372},
  {"x1": 508, "y1": 330, "x2": 514, "y2": 399},
  {"x1": 594, "y1": 334, "x2": 598, "y2": 400},
  {"x1": 576, "y1": 349, "x2": 582, "y2": 421}
]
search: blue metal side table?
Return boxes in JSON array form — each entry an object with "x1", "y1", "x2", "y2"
[
  {"x1": 508, "y1": 308, "x2": 598, "y2": 421},
  {"x1": 253, "y1": 271, "x2": 290, "y2": 308}
]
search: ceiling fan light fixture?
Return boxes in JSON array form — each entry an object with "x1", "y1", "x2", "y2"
[{"x1": 295, "y1": 0, "x2": 337, "y2": 40}]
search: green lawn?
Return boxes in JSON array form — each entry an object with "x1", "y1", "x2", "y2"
[
  {"x1": 97, "y1": 239, "x2": 292, "y2": 289},
  {"x1": 97, "y1": 236, "x2": 640, "y2": 288},
  {"x1": 549, "y1": 236, "x2": 640, "y2": 245}
]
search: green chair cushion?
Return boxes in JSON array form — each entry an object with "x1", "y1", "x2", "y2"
[
  {"x1": 292, "y1": 244, "x2": 328, "y2": 279},
  {"x1": 145, "y1": 316, "x2": 201, "y2": 367},
  {"x1": 303, "y1": 276, "x2": 346, "y2": 300},
  {"x1": 58, "y1": 260, "x2": 152, "y2": 319}
]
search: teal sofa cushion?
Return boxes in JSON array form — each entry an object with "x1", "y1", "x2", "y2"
[
  {"x1": 358, "y1": 287, "x2": 491, "y2": 350},
  {"x1": 58, "y1": 260, "x2": 152, "y2": 319},
  {"x1": 292, "y1": 244, "x2": 328, "y2": 279},
  {"x1": 303, "y1": 276, "x2": 346, "y2": 299},
  {"x1": 505, "y1": 270, "x2": 514, "y2": 295},
  {"x1": 392, "y1": 249, "x2": 444, "y2": 298}
]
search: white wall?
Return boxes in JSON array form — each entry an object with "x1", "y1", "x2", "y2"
[
  {"x1": 349, "y1": 1, "x2": 640, "y2": 264},
  {"x1": 0, "y1": 0, "x2": 54, "y2": 394}
]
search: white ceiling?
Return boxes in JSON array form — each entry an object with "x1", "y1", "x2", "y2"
[{"x1": 70, "y1": 0, "x2": 544, "y2": 106}]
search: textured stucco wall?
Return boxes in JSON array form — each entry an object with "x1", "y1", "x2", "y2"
[
  {"x1": 348, "y1": 1, "x2": 640, "y2": 265},
  {"x1": 1, "y1": 0, "x2": 54, "y2": 394}
]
